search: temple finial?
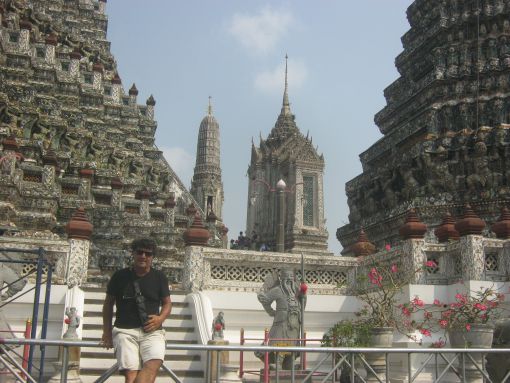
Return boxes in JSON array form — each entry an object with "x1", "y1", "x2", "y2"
[
  {"x1": 208, "y1": 96, "x2": 213, "y2": 115},
  {"x1": 281, "y1": 54, "x2": 291, "y2": 115}
]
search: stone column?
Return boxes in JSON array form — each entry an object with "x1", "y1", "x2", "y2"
[
  {"x1": 455, "y1": 204, "x2": 486, "y2": 281},
  {"x1": 92, "y1": 62, "x2": 103, "y2": 92},
  {"x1": 129, "y1": 83, "x2": 138, "y2": 106},
  {"x1": 164, "y1": 193, "x2": 176, "y2": 226},
  {"x1": 42, "y1": 151, "x2": 58, "y2": 188},
  {"x1": 69, "y1": 49, "x2": 82, "y2": 79},
  {"x1": 182, "y1": 246, "x2": 205, "y2": 292},
  {"x1": 98, "y1": 0, "x2": 107, "y2": 13},
  {"x1": 136, "y1": 189, "x2": 151, "y2": 220},
  {"x1": 55, "y1": 207, "x2": 93, "y2": 287},
  {"x1": 45, "y1": 33, "x2": 57, "y2": 65},
  {"x1": 78, "y1": 169, "x2": 93, "y2": 201},
  {"x1": 110, "y1": 177, "x2": 123, "y2": 209},
  {"x1": 18, "y1": 20, "x2": 31, "y2": 53},
  {"x1": 111, "y1": 73, "x2": 122, "y2": 104},
  {"x1": 399, "y1": 209, "x2": 427, "y2": 283},
  {"x1": 146, "y1": 95, "x2": 156, "y2": 119}
]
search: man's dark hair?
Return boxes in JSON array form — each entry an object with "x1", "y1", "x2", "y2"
[{"x1": 131, "y1": 237, "x2": 157, "y2": 256}]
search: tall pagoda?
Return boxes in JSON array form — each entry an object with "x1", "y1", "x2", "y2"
[
  {"x1": 246, "y1": 57, "x2": 330, "y2": 255},
  {"x1": 337, "y1": 0, "x2": 510, "y2": 253},
  {"x1": 0, "y1": 0, "x2": 210, "y2": 274}
]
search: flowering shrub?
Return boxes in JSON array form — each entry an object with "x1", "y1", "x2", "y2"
[
  {"x1": 400, "y1": 285, "x2": 506, "y2": 344},
  {"x1": 355, "y1": 261, "x2": 427, "y2": 328}
]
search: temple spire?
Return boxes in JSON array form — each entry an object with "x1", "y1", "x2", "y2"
[
  {"x1": 208, "y1": 95, "x2": 213, "y2": 116},
  {"x1": 281, "y1": 54, "x2": 291, "y2": 116}
]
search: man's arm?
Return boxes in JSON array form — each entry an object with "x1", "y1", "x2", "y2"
[
  {"x1": 101, "y1": 294, "x2": 115, "y2": 349},
  {"x1": 144, "y1": 295, "x2": 171, "y2": 332}
]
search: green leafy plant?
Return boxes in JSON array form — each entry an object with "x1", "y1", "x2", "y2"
[{"x1": 322, "y1": 318, "x2": 372, "y2": 347}]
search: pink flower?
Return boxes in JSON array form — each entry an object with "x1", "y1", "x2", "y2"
[
  {"x1": 455, "y1": 294, "x2": 466, "y2": 303},
  {"x1": 431, "y1": 339, "x2": 446, "y2": 348},
  {"x1": 465, "y1": 324, "x2": 471, "y2": 332},
  {"x1": 368, "y1": 268, "x2": 383, "y2": 286},
  {"x1": 439, "y1": 319, "x2": 448, "y2": 328},
  {"x1": 412, "y1": 297, "x2": 424, "y2": 307},
  {"x1": 402, "y1": 307, "x2": 411, "y2": 317},
  {"x1": 433, "y1": 299, "x2": 442, "y2": 306},
  {"x1": 390, "y1": 264, "x2": 398, "y2": 273},
  {"x1": 474, "y1": 303, "x2": 487, "y2": 311},
  {"x1": 420, "y1": 328, "x2": 432, "y2": 337},
  {"x1": 425, "y1": 260, "x2": 437, "y2": 268},
  {"x1": 385, "y1": 244, "x2": 391, "y2": 251}
]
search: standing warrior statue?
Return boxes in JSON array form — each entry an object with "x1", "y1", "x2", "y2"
[{"x1": 256, "y1": 268, "x2": 306, "y2": 370}]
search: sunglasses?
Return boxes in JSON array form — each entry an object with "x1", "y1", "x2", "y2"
[{"x1": 135, "y1": 249, "x2": 154, "y2": 257}]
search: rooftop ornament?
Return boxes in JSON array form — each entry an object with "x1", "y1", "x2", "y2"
[{"x1": 455, "y1": 204, "x2": 485, "y2": 236}]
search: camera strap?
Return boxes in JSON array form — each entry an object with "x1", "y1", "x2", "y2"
[{"x1": 133, "y1": 279, "x2": 148, "y2": 326}]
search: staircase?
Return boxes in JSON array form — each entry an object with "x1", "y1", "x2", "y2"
[{"x1": 80, "y1": 287, "x2": 204, "y2": 382}]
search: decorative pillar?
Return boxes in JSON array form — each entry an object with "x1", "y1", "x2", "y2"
[
  {"x1": 186, "y1": 203, "x2": 197, "y2": 227},
  {"x1": 399, "y1": 209, "x2": 427, "y2": 283},
  {"x1": 128, "y1": 83, "x2": 138, "y2": 106},
  {"x1": 78, "y1": 168, "x2": 93, "y2": 200},
  {"x1": 135, "y1": 189, "x2": 151, "y2": 219},
  {"x1": 45, "y1": 33, "x2": 57, "y2": 65},
  {"x1": 276, "y1": 179, "x2": 286, "y2": 252},
  {"x1": 455, "y1": 204, "x2": 486, "y2": 281},
  {"x1": 182, "y1": 246, "x2": 205, "y2": 292},
  {"x1": 42, "y1": 150, "x2": 58, "y2": 188},
  {"x1": 111, "y1": 72, "x2": 122, "y2": 104},
  {"x1": 1, "y1": 136, "x2": 23, "y2": 176},
  {"x1": 92, "y1": 61, "x2": 104, "y2": 91},
  {"x1": 110, "y1": 176, "x2": 123, "y2": 208},
  {"x1": 98, "y1": 0, "x2": 107, "y2": 13},
  {"x1": 18, "y1": 19, "x2": 31, "y2": 52},
  {"x1": 206, "y1": 211, "x2": 218, "y2": 242},
  {"x1": 164, "y1": 193, "x2": 176, "y2": 226},
  {"x1": 146, "y1": 95, "x2": 156, "y2": 119},
  {"x1": 69, "y1": 48, "x2": 82, "y2": 79},
  {"x1": 55, "y1": 207, "x2": 93, "y2": 287}
]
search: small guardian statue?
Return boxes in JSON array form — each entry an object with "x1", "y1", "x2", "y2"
[{"x1": 212, "y1": 311, "x2": 225, "y2": 340}]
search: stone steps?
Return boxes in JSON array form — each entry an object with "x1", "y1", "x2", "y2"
[{"x1": 79, "y1": 287, "x2": 204, "y2": 382}]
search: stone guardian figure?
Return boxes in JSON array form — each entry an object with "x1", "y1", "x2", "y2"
[{"x1": 256, "y1": 269, "x2": 306, "y2": 370}]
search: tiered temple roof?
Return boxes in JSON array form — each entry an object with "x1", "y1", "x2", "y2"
[
  {"x1": 337, "y1": 0, "x2": 510, "y2": 254},
  {"x1": 0, "y1": 0, "x2": 207, "y2": 276}
]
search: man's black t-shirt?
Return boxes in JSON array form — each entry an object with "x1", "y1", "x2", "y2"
[{"x1": 106, "y1": 268, "x2": 170, "y2": 329}]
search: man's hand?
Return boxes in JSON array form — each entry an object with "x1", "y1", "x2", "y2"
[
  {"x1": 143, "y1": 314, "x2": 165, "y2": 333},
  {"x1": 101, "y1": 331, "x2": 113, "y2": 349}
]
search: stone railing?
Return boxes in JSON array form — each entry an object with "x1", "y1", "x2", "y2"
[
  {"x1": 181, "y1": 247, "x2": 357, "y2": 295},
  {"x1": 180, "y1": 236, "x2": 510, "y2": 295}
]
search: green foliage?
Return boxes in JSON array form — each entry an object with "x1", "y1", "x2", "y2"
[{"x1": 322, "y1": 319, "x2": 372, "y2": 348}]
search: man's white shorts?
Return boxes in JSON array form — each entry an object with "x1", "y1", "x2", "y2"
[{"x1": 112, "y1": 327, "x2": 166, "y2": 371}]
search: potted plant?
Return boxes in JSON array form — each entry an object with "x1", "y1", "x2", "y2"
[{"x1": 401, "y1": 286, "x2": 506, "y2": 383}]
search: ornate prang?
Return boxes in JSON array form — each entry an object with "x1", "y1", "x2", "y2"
[
  {"x1": 66, "y1": 207, "x2": 93, "y2": 240},
  {"x1": 491, "y1": 207, "x2": 510, "y2": 239},
  {"x1": 111, "y1": 72, "x2": 121, "y2": 84},
  {"x1": 455, "y1": 204, "x2": 486, "y2": 236},
  {"x1": 146, "y1": 95, "x2": 156, "y2": 106},
  {"x1": 399, "y1": 209, "x2": 427, "y2": 240},
  {"x1": 129, "y1": 83, "x2": 138, "y2": 96},
  {"x1": 434, "y1": 212, "x2": 460, "y2": 243},
  {"x1": 351, "y1": 228, "x2": 376, "y2": 257},
  {"x1": 183, "y1": 213, "x2": 210, "y2": 246}
]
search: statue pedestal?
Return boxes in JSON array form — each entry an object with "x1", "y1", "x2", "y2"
[
  {"x1": 48, "y1": 345, "x2": 81, "y2": 383},
  {"x1": 208, "y1": 339, "x2": 230, "y2": 383},
  {"x1": 258, "y1": 369, "x2": 312, "y2": 383}
]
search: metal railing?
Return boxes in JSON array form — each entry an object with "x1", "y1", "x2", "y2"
[
  {"x1": 0, "y1": 338, "x2": 509, "y2": 383},
  {"x1": 0, "y1": 247, "x2": 52, "y2": 380}
]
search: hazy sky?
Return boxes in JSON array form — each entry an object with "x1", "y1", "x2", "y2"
[{"x1": 106, "y1": 0, "x2": 414, "y2": 254}]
